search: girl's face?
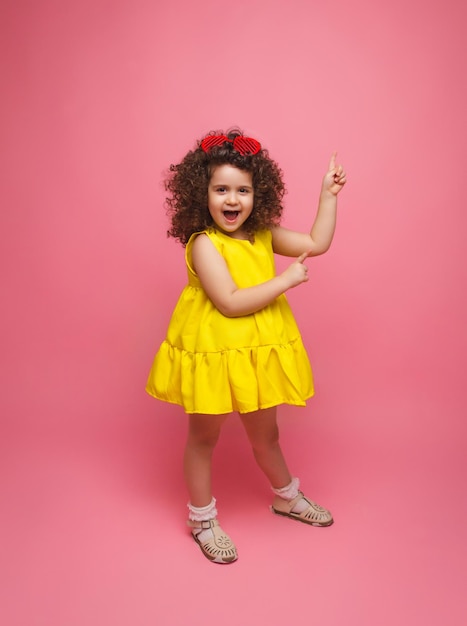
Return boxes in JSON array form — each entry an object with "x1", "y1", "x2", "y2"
[{"x1": 207, "y1": 164, "x2": 254, "y2": 239}]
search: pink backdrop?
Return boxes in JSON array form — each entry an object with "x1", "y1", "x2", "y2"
[{"x1": 1, "y1": 0, "x2": 466, "y2": 624}]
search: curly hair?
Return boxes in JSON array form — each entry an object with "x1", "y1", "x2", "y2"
[{"x1": 165, "y1": 128, "x2": 286, "y2": 245}]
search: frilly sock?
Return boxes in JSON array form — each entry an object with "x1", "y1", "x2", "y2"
[
  {"x1": 271, "y1": 477, "x2": 309, "y2": 514},
  {"x1": 187, "y1": 498, "x2": 218, "y2": 543}
]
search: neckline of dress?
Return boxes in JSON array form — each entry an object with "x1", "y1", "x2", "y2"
[{"x1": 214, "y1": 229, "x2": 254, "y2": 243}]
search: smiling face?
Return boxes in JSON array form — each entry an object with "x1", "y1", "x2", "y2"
[{"x1": 207, "y1": 164, "x2": 254, "y2": 239}]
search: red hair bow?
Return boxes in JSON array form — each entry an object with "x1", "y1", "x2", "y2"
[{"x1": 200, "y1": 134, "x2": 261, "y2": 155}]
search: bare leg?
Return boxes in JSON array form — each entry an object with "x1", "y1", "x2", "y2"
[
  {"x1": 184, "y1": 413, "x2": 238, "y2": 564},
  {"x1": 183, "y1": 413, "x2": 227, "y2": 507},
  {"x1": 240, "y1": 406, "x2": 292, "y2": 489},
  {"x1": 241, "y1": 407, "x2": 334, "y2": 526}
]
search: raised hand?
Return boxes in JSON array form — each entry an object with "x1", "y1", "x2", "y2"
[
  {"x1": 281, "y1": 252, "x2": 309, "y2": 288},
  {"x1": 322, "y1": 152, "x2": 347, "y2": 196}
]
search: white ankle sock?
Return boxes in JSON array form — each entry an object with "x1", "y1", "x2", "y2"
[
  {"x1": 187, "y1": 498, "x2": 218, "y2": 543},
  {"x1": 187, "y1": 497, "x2": 218, "y2": 521},
  {"x1": 271, "y1": 477, "x2": 300, "y2": 500},
  {"x1": 271, "y1": 477, "x2": 308, "y2": 514}
]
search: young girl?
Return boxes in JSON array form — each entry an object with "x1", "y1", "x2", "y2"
[{"x1": 146, "y1": 129, "x2": 346, "y2": 564}]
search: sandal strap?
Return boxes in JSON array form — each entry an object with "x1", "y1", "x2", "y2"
[
  {"x1": 284, "y1": 490, "x2": 307, "y2": 512},
  {"x1": 187, "y1": 518, "x2": 219, "y2": 530}
]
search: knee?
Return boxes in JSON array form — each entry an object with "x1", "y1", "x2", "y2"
[
  {"x1": 187, "y1": 415, "x2": 226, "y2": 450},
  {"x1": 250, "y1": 425, "x2": 280, "y2": 454},
  {"x1": 187, "y1": 426, "x2": 221, "y2": 450}
]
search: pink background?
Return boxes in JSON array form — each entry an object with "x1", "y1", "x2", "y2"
[{"x1": 1, "y1": 0, "x2": 466, "y2": 624}]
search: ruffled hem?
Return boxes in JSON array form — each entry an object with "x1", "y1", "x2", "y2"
[{"x1": 145, "y1": 338, "x2": 314, "y2": 415}]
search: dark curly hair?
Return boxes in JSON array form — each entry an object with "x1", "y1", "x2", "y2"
[{"x1": 165, "y1": 128, "x2": 286, "y2": 245}]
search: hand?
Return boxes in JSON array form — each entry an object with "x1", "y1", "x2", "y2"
[
  {"x1": 322, "y1": 152, "x2": 347, "y2": 196},
  {"x1": 281, "y1": 252, "x2": 309, "y2": 288}
]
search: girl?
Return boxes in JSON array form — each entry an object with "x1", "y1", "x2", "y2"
[{"x1": 146, "y1": 129, "x2": 346, "y2": 564}]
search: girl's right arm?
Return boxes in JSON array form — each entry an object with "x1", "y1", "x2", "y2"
[
  {"x1": 271, "y1": 153, "x2": 347, "y2": 257},
  {"x1": 191, "y1": 234, "x2": 309, "y2": 318}
]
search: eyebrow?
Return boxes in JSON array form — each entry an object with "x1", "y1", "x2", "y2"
[{"x1": 210, "y1": 183, "x2": 253, "y2": 189}]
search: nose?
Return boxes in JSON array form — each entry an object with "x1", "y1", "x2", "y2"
[{"x1": 225, "y1": 190, "x2": 238, "y2": 205}]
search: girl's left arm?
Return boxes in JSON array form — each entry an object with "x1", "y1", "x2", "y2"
[{"x1": 272, "y1": 153, "x2": 347, "y2": 257}]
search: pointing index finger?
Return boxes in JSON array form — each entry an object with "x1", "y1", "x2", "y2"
[{"x1": 329, "y1": 152, "x2": 337, "y2": 171}]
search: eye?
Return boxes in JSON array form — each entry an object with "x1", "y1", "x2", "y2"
[{"x1": 239, "y1": 188, "x2": 250, "y2": 193}]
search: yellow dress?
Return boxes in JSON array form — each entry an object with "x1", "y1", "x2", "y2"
[{"x1": 145, "y1": 229, "x2": 314, "y2": 414}]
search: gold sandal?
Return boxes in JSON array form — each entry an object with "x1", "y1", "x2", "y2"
[
  {"x1": 187, "y1": 519, "x2": 238, "y2": 564},
  {"x1": 271, "y1": 491, "x2": 334, "y2": 527}
]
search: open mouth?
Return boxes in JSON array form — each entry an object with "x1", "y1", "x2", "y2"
[{"x1": 223, "y1": 211, "x2": 239, "y2": 222}]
